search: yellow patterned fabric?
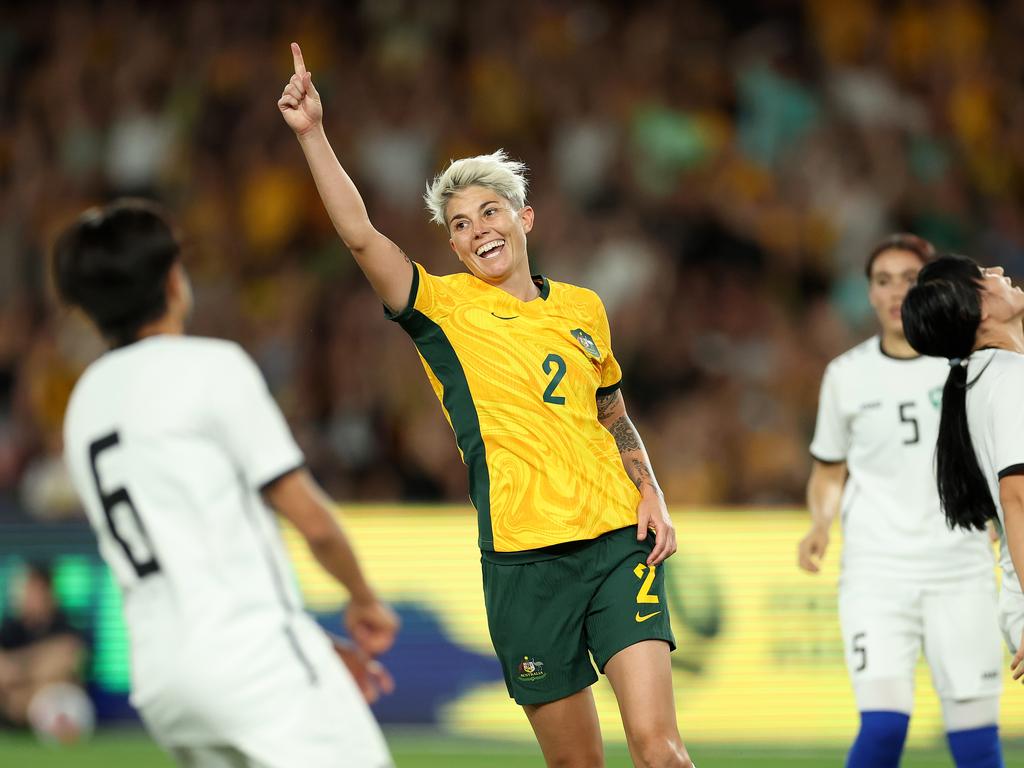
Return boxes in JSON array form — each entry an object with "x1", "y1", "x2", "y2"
[{"x1": 389, "y1": 262, "x2": 640, "y2": 552}]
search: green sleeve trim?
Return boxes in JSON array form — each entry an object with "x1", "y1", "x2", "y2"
[
  {"x1": 384, "y1": 262, "x2": 421, "y2": 322},
  {"x1": 596, "y1": 381, "x2": 621, "y2": 397},
  {"x1": 396, "y1": 308, "x2": 493, "y2": 548}
]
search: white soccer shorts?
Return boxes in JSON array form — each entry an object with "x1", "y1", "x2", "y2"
[
  {"x1": 139, "y1": 621, "x2": 392, "y2": 768},
  {"x1": 838, "y1": 578, "x2": 1003, "y2": 705}
]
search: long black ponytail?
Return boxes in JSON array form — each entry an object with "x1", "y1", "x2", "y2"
[{"x1": 902, "y1": 255, "x2": 995, "y2": 531}]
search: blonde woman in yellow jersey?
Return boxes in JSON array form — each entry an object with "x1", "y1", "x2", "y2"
[{"x1": 280, "y1": 44, "x2": 692, "y2": 768}]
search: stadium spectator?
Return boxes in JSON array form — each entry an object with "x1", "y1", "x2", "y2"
[
  {"x1": 0, "y1": 562, "x2": 86, "y2": 730},
  {"x1": 1, "y1": 0, "x2": 1023, "y2": 515}
]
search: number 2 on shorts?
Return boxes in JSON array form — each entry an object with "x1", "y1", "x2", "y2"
[{"x1": 633, "y1": 563, "x2": 660, "y2": 604}]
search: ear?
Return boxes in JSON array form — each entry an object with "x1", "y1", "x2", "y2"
[
  {"x1": 449, "y1": 238, "x2": 464, "y2": 265},
  {"x1": 978, "y1": 287, "x2": 993, "y2": 323},
  {"x1": 166, "y1": 261, "x2": 193, "y2": 317},
  {"x1": 519, "y1": 205, "x2": 534, "y2": 235},
  {"x1": 166, "y1": 262, "x2": 184, "y2": 303}
]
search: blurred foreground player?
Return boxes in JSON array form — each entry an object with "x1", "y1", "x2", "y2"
[
  {"x1": 54, "y1": 200, "x2": 398, "y2": 768},
  {"x1": 281, "y1": 43, "x2": 691, "y2": 768},
  {"x1": 799, "y1": 235, "x2": 1003, "y2": 768}
]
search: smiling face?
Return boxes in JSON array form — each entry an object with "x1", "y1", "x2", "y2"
[
  {"x1": 868, "y1": 248, "x2": 926, "y2": 338},
  {"x1": 446, "y1": 185, "x2": 534, "y2": 284},
  {"x1": 979, "y1": 265, "x2": 1024, "y2": 324}
]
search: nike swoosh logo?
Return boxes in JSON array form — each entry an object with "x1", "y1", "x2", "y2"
[
  {"x1": 635, "y1": 611, "x2": 662, "y2": 623},
  {"x1": 490, "y1": 313, "x2": 519, "y2": 320}
]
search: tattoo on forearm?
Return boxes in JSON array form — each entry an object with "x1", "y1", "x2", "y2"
[
  {"x1": 607, "y1": 412, "x2": 661, "y2": 494},
  {"x1": 609, "y1": 415, "x2": 641, "y2": 453},
  {"x1": 632, "y1": 459, "x2": 664, "y2": 497},
  {"x1": 630, "y1": 459, "x2": 655, "y2": 491},
  {"x1": 596, "y1": 392, "x2": 618, "y2": 421}
]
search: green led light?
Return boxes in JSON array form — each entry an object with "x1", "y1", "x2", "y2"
[
  {"x1": 92, "y1": 567, "x2": 131, "y2": 692},
  {"x1": 54, "y1": 555, "x2": 96, "y2": 612}
]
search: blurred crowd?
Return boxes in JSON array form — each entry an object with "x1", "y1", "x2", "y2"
[{"x1": 4, "y1": 0, "x2": 1024, "y2": 519}]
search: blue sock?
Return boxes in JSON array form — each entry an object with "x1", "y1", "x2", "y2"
[
  {"x1": 846, "y1": 711, "x2": 910, "y2": 768},
  {"x1": 947, "y1": 725, "x2": 1003, "y2": 768}
]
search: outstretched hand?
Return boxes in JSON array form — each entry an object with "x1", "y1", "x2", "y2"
[
  {"x1": 345, "y1": 597, "x2": 400, "y2": 657},
  {"x1": 330, "y1": 635, "x2": 395, "y2": 704},
  {"x1": 278, "y1": 42, "x2": 323, "y2": 136},
  {"x1": 797, "y1": 525, "x2": 829, "y2": 573}
]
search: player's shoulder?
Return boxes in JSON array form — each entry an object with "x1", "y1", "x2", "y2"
[
  {"x1": 421, "y1": 264, "x2": 477, "y2": 290},
  {"x1": 416, "y1": 265, "x2": 490, "y2": 306},
  {"x1": 826, "y1": 337, "x2": 947, "y2": 382},
  {"x1": 76, "y1": 337, "x2": 250, "y2": 392},
  {"x1": 990, "y1": 348, "x2": 1024, "y2": 372},
  {"x1": 549, "y1": 277, "x2": 598, "y2": 301},
  {"x1": 825, "y1": 337, "x2": 879, "y2": 376},
  {"x1": 981, "y1": 349, "x2": 1024, "y2": 391},
  {"x1": 547, "y1": 278, "x2": 605, "y2": 315},
  {"x1": 136, "y1": 335, "x2": 254, "y2": 373},
  {"x1": 969, "y1": 352, "x2": 1024, "y2": 423},
  {"x1": 172, "y1": 335, "x2": 250, "y2": 363}
]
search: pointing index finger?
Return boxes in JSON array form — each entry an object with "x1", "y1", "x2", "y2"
[{"x1": 291, "y1": 42, "x2": 307, "y2": 77}]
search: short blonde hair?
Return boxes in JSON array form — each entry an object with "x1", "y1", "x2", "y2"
[{"x1": 424, "y1": 149, "x2": 528, "y2": 227}]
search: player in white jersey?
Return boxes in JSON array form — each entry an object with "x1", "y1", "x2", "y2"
[
  {"x1": 799, "y1": 235, "x2": 1004, "y2": 768},
  {"x1": 53, "y1": 200, "x2": 398, "y2": 768},
  {"x1": 903, "y1": 253, "x2": 1024, "y2": 674}
]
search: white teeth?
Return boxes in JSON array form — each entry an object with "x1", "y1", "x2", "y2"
[{"x1": 475, "y1": 240, "x2": 505, "y2": 257}]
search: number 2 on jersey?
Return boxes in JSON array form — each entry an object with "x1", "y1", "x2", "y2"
[
  {"x1": 89, "y1": 432, "x2": 161, "y2": 578},
  {"x1": 542, "y1": 354, "x2": 567, "y2": 405}
]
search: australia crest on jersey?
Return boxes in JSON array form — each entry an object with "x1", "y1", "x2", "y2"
[
  {"x1": 517, "y1": 656, "x2": 546, "y2": 681},
  {"x1": 929, "y1": 386, "x2": 943, "y2": 409},
  {"x1": 571, "y1": 328, "x2": 601, "y2": 359}
]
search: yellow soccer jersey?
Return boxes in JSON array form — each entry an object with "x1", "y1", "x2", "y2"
[{"x1": 388, "y1": 262, "x2": 641, "y2": 552}]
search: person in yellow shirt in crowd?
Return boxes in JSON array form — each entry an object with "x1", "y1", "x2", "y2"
[{"x1": 279, "y1": 43, "x2": 692, "y2": 768}]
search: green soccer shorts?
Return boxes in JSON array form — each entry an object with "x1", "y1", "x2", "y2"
[{"x1": 481, "y1": 526, "x2": 676, "y2": 705}]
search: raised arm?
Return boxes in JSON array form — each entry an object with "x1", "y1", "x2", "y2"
[
  {"x1": 278, "y1": 42, "x2": 413, "y2": 313},
  {"x1": 798, "y1": 460, "x2": 847, "y2": 574},
  {"x1": 597, "y1": 389, "x2": 676, "y2": 566}
]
